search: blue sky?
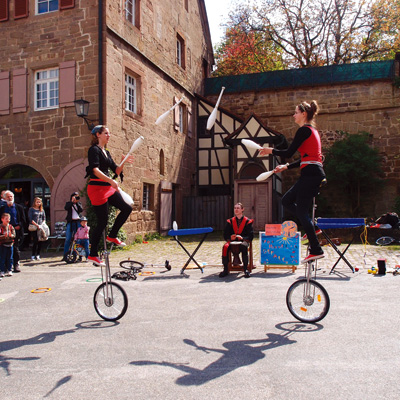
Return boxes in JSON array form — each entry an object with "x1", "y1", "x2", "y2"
[{"x1": 204, "y1": 0, "x2": 234, "y2": 46}]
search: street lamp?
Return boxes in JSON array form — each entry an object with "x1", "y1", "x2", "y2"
[{"x1": 74, "y1": 98, "x2": 97, "y2": 131}]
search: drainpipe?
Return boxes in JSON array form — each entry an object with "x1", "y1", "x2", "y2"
[{"x1": 98, "y1": 0, "x2": 103, "y2": 124}]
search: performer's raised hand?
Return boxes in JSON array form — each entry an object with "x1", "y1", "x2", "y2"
[
  {"x1": 258, "y1": 147, "x2": 273, "y2": 156},
  {"x1": 274, "y1": 164, "x2": 288, "y2": 173},
  {"x1": 120, "y1": 154, "x2": 134, "y2": 165}
]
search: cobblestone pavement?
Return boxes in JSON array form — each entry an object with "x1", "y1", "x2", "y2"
[{"x1": 19, "y1": 234, "x2": 400, "y2": 273}]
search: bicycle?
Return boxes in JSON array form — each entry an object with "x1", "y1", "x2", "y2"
[
  {"x1": 93, "y1": 232, "x2": 128, "y2": 321},
  {"x1": 112, "y1": 260, "x2": 171, "y2": 281},
  {"x1": 65, "y1": 240, "x2": 86, "y2": 264},
  {"x1": 286, "y1": 194, "x2": 330, "y2": 323},
  {"x1": 375, "y1": 236, "x2": 400, "y2": 246}
]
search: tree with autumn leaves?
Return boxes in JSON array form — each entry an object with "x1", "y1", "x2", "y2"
[{"x1": 213, "y1": 0, "x2": 400, "y2": 76}]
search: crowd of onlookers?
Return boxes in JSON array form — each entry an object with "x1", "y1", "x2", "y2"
[{"x1": 0, "y1": 189, "x2": 90, "y2": 281}]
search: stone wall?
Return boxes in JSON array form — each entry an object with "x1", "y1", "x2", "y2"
[
  {"x1": 207, "y1": 80, "x2": 400, "y2": 217},
  {"x1": 0, "y1": 1, "x2": 99, "y2": 187}
]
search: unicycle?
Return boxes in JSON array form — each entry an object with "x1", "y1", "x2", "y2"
[
  {"x1": 93, "y1": 232, "x2": 128, "y2": 321},
  {"x1": 286, "y1": 258, "x2": 330, "y2": 323},
  {"x1": 286, "y1": 191, "x2": 330, "y2": 323}
]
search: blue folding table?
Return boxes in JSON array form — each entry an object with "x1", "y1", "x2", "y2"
[
  {"x1": 316, "y1": 218, "x2": 365, "y2": 274},
  {"x1": 168, "y1": 227, "x2": 213, "y2": 274}
]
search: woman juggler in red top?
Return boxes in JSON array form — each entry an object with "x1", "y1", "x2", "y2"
[
  {"x1": 259, "y1": 100, "x2": 326, "y2": 263},
  {"x1": 86, "y1": 125, "x2": 134, "y2": 266}
]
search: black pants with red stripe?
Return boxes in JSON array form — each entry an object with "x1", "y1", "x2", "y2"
[
  {"x1": 90, "y1": 191, "x2": 132, "y2": 257},
  {"x1": 282, "y1": 175, "x2": 324, "y2": 255}
]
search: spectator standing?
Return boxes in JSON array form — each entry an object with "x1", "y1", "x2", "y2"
[
  {"x1": 28, "y1": 197, "x2": 46, "y2": 261},
  {"x1": 62, "y1": 192, "x2": 83, "y2": 262},
  {"x1": 0, "y1": 190, "x2": 7, "y2": 207},
  {"x1": 0, "y1": 212, "x2": 16, "y2": 278},
  {"x1": 0, "y1": 190, "x2": 26, "y2": 272},
  {"x1": 73, "y1": 217, "x2": 90, "y2": 261}
]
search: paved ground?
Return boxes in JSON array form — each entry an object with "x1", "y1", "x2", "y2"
[{"x1": 1, "y1": 236, "x2": 400, "y2": 399}]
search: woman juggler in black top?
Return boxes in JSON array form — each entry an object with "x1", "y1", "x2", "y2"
[
  {"x1": 86, "y1": 125, "x2": 134, "y2": 266},
  {"x1": 259, "y1": 100, "x2": 326, "y2": 264}
]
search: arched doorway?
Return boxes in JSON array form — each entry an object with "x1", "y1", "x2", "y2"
[{"x1": 0, "y1": 164, "x2": 50, "y2": 219}]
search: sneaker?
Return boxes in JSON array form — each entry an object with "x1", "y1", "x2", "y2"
[
  {"x1": 14, "y1": 263, "x2": 21, "y2": 273},
  {"x1": 301, "y1": 253, "x2": 325, "y2": 264},
  {"x1": 36, "y1": 255, "x2": 41, "y2": 261},
  {"x1": 0, "y1": 272, "x2": 5, "y2": 278},
  {"x1": 31, "y1": 256, "x2": 35, "y2": 261},
  {"x1": 88, "y1": 256, "x2": 105, "y2": 267},
  {"x1": 5, "y1": 271, "x2": 12, "y2": 277},
  {"x1": 106, "y1": 236, "x2": 126, "y2": 247},
  {"x1": 302, "y1": 229, "x2": 322, "y2": 240},
  {"x1": 244, "y1": 270, "x2": 251, "y2": 278},
  {"x1": 219, "y1": 270, "x2": 229, "y2": 278}
]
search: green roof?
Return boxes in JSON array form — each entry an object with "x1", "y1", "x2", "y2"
[{"x1": 205, "y1": 60, "x2": 395, "y2": 95}]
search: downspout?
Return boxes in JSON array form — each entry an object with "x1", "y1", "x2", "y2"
[{"x1": 98, "y1": 0, "x2": 103, "y2": 124}]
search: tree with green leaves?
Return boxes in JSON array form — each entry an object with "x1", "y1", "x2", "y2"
[
  {"x1": 323, "y1": 131, "x2": 384, "y2": 217},
  {"x1": 213, "y1": 0, "x2": 400, "y2": 74}
]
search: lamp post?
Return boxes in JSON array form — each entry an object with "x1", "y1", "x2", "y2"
[{"x1": 74, "y1": 98, "x2": 98, "y2": 131}]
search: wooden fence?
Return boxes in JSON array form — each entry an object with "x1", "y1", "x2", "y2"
[{"x1": 182, "y1": 195, "x2": 231, "y2": 230}]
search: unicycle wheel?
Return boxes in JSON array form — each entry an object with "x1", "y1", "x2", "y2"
[
  {"x1": 286, "y1": 279, "x2": 330, "y2": 323},
  {"x1": 93, "y1": 281, "x2": 128, "y2": 321}
]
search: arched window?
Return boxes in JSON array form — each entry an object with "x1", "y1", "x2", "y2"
[{"x1": 239, "y1": 163, "x2": 265, "y2": 179}]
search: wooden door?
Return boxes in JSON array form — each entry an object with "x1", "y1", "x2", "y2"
[
  {"x1": 235, "y1": 180, "x2": 272, "y2": 231},
  {"x1": 160, "y1": 181, "x2": 173, "y2": 232}
]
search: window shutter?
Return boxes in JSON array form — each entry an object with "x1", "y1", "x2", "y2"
[
  {"x1": 0, "y1": 71, "x2": 10, "y2": 115},
  {"x1": 59, "y1": 61, "x2": 76, "y2": 107},
  {"x1": 12, "y1": 68, "x2": 27, "y2": 113},
  {"x1": 173, "y1": 97, "x2": 179, "y2": 131},
  {"x1": 60, "y1": 0, "x2": 75, "y2": 10},
  {"x1": 14, "y1": 0, "x2": 28, "y2": 19},
  {"x1": 188, "y1": 106, "x2": 193, "y2": 138},
  {"x1": 0, "y1": 0, "x2": 9, "y2": 22}
]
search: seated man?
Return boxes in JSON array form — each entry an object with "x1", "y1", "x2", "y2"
[{"x1": 220, "y1": 202, "x2": 254, "y2": 278}]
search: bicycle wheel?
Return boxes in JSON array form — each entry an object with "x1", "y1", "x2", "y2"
[
  {"x1": 286, "y1": 279, "x2": 330, "y2": 323},
  {"x1": 376, "y1": 236, "x2": 395, "y2": 246},
  {"x1": 65, "y1": 251, "x2": 77, "y2": 264},
  {"x1": 93, "y1": 282, "x2": 128, "y2": 321},
  {"x1": 119, "y1": 260, "x2": 144, "y2": 270}
]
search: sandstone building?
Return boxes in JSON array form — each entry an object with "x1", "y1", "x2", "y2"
[{"x1": 0, "y1": 0, "x2": 214, "y2": 240}]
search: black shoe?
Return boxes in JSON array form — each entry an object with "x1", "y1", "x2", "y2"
[
  {"x1": 244, "y1": 270, "x2": 251, "y2": 278},
  {"x1": 219, "y1": 270, "x2": 229, "y2": 278},
  {"x1": 14, "y1": 263, "x2": 21, "y2": 273}
]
